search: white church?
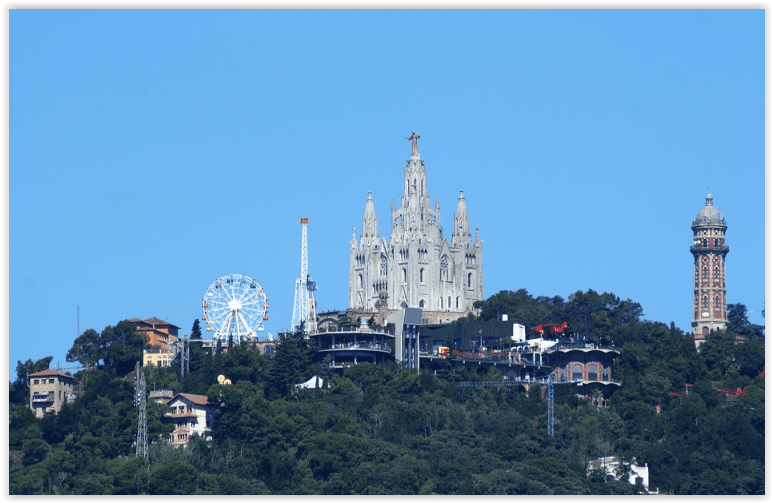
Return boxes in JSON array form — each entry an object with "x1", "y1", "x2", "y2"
[{"x1": 348, "y1": 132, "x2": 484, "y2": 325}]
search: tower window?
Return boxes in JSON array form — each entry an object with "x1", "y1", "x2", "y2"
[
  {"x1": 715, "y1": 296, "x2": 720, "y2": 308},
  {"x1": 702, "y1": 267, "x2": 708, "y2": 279},
  {"x1": 703, "y1": 296, "x2": 708, "y2": 308},
  {"x1": 703, "y1": 239, "x2": 707, "y2": 247},
  {"x1": 714, "y1": 267, "x2": 719, "y2": 278},
  {"x1": 714, "y1": 239, "x2": 718, "y2": 247},
  {"x1": 468, "y1": 272, "x2": 473, "y2": 288},
  {"x1": 419, "y1": 300, "x2": 425, "y2": 308},
  {"x1": 402, "y1": 268, "x2": 407, "y2": 282},
  {"x1": 420, "y1": 268, "x2": 424, "y2": 283}
]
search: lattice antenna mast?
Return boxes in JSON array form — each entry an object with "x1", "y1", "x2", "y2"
[{"x1": 135, "y1": 362, "x2": 148, "y2": 458}]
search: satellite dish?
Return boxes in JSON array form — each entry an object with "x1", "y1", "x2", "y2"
[{"x1": 217, "y1": 374, "x2": 225, "y2": 384}]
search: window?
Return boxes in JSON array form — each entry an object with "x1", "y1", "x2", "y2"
[
  {"x1": 588, "y1": 364, "x2": 598, "y2": 381},
  {"x1": 703, "y1": 239, "x2": 707, "y2": 247},
  {"x1": 468, "y1": 272, "x2": 473, "y2": 288},
  {"x1": 715, "y1": 296, "x2": 720, "y2": 308},
  {"x1": 440, "y1": 255, "x2": 449, "y2": 281},
  {"x1": 380, "y1": 254, "x2": 388, "y2": 276},
  {"x1": 448, "y1": 296, "x2": 451, "y2": 310},
  {"x1": 33, "y1": 379, "x2": 39, "y2": 385},
  {"x1": 420, "y1": 268, "x2": 424, "y2": 283},
  {"x1": 402, "y1": 268, "x2": 407, "y2": 282},
  {"x1": 49, "y1": 379, "x2": 55, "y2": 384},
  {"x1": 572, "y1": 364, "x2": 583, "y2": 381},
  {"x1": 440, "y1": 298, "x2": 443, "y2": 309},
  {"x1": 456, "y1": 297, "x2": 459, "y2": 309},
  {"x1": 714, "y1": 239, "x2": 718, "y2": 247},
  {"x1": 702, "y1": 267, "x2": 708, "y2": 279},
  {"x1": 419, "y1": 300, "x2": 425, "y2": 308},
  {"x1": 714, "y1": 267, "x2": 719, "y2": 278},
  {"x1": 358, "y1": 274, "x2": 362, "y2": 288},
  {"x1": 703, "y1": 296, "x2": 708, "y2": 308}
]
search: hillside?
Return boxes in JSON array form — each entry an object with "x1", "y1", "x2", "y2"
[{"x1": 8, "y1": 289, "x2": 764, "y2": 495}]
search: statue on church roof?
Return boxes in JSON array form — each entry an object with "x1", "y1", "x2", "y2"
[{"x1": 406, "y1": 131, "x2": 420, "y2": 156}]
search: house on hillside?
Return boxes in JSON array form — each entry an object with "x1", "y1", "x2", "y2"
[
  {"x1": 28, "y1": 369, "x2": 78, "y2": 418},
  {"x1": 164, "y1": 393, "x2": 215, "y2": 447},
  {"x1": 131, "y1": 317, "x2": 180, "y2": 350},
  {"x1": 587, "y1": 456, "x2": 650, "y2": 492}
]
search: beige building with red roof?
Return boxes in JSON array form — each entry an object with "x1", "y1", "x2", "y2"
[
  {"x1": 28, "y1": 369, "x2": 78, "y2": 418},
  {"x1": 164, "y1": 393, "x2": 215, "y2": 447}
]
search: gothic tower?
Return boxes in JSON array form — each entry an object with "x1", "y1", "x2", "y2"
[{"x1": 691, "y1": 190, "x2": 728, "y2": 347}]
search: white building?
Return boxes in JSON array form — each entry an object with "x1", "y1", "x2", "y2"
[
  {"x1": 587, "y1": 456, "x2": 650, "y2": 491},
  {"x1": 165, "y1": 393, "x2": 215, "y2": 447},
  {"x1": 348, "y1": 132, "x2": 483, "y2": 324}
]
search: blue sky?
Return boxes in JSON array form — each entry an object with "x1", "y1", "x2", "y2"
[{"x1": 9, "y1": 9, "x2": 765, "y2": 380}]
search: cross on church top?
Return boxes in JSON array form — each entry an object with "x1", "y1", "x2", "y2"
[{"x1": 406, "y1": 131, "x2": 420, "y2": 156}]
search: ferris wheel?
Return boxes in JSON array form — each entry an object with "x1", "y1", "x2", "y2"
[{"x1": 202, "y1": 274, "x2": 269, "y2": 345}]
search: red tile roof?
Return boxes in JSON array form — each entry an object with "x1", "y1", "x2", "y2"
[
  {"x1": 174, "y1": 393, "x2": 210, "y2": 406},
  {"x1": 143, "y1": 317, "x2": 181, "y2": 329},
  {"x1": 28, "y1": 369, "x2": 78, "y2": 382}
]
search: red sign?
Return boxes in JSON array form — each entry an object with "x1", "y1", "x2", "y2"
[{"x1": 300, "y1": 218, "x2": 309, "y2": 224}]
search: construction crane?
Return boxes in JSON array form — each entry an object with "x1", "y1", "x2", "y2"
[
  {"x1": 292, "y1": 217, "x2": 318, "y2": 336},
  {"x1": 458, "y1": 374, "x2": 580, "y2": 436}
]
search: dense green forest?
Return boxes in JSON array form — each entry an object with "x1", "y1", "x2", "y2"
[{"x1": 8, "y1": 289, "x2": 765, "y2": 494}]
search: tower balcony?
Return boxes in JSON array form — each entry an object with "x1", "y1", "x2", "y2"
[{"x1": 690, "y1": 244, "x2": 729, "y2": 255}]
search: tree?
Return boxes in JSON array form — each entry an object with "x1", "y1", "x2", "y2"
[
  {"x1": 191, "y1": 319, "x2": 202, "y2": 339},
  {"x1": 65, "y1": 321, "x2": 145, "y2": 376}
]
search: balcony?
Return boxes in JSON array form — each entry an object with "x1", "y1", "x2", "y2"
[
  {"x1": 165, "y1": 411, "x2": 198, "y2": 418},
  {"x1": 32, "y1": 394, "x2": 53, "y2": 403},
  {"x1": 690, "y1": 244, "x2": 729, "y2": 254}
]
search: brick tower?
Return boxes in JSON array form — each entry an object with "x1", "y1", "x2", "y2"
[{"x1": 690, "y1": 190, "x2": 729, "y2": 347}]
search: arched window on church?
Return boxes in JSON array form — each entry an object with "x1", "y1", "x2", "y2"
[
  {"x1": 703, "y1": 239, "x2": 708, "y2": 247},
  {"x1": 715, "y1": 296, "x2": 720, "y2": 308},
  {"x1": 714, "y1": 267, "x2": 719, "y2": 278},
  {"x1": 702, "y1": 267, "x2": 708, "y2": 279},
  {"x1": 456, "y1": 297, "x2": 459, "y2": 309},
  {"x1": 702, "y1": 296, "x2": 708, "y2": 308},
  {"x1": 447, "y1": 296, "x2": 451, "y2": 310},
  {"x1": 420, "y1": 268, "x2": 424, "y2": 283},
  {"x1": 468, "y1": 272, "x2": 472, "y2": 288},
  {"x1": 419, "y1": 300, "x2": 425, "y2": 308},
  {"x1": 380, "y1": 254, "x2": 388, "y2": 276},
  {"x1": 402, "y1": 268, "x2": 407, "y2": 282},
  {"x1": 440, "y1": 298, "x2": 443, "y2": 309},
  {"x1": 358, "y1": 274, "x2": 362, "y2": 289},
  {"x1": 440, "y1": 255, "x2": 449, "y2": 281}
]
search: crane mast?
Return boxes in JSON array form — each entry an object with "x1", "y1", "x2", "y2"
[{"x1": 292, "y1": 218, "x2": 318, "y2": 335}]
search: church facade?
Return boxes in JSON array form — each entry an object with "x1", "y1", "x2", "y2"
[{"x1": 348, "y1": 132, "x2": 483, "y2": 324}]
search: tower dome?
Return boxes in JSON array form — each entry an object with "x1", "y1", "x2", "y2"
[{"x1": 692, "y1": 192, "x2": 726, "y2": 227}]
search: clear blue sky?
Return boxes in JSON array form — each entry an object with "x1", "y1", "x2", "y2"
[{"x1": 9, "y1": 9, "x2": 765, "y2": 380}]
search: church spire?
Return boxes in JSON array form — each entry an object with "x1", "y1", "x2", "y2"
[
  {"x1": 362, "y1": 191, "x2": 378, "y2": 241},
  {"x1": 452, "y1": 189, "x2": 471, "y2": 247}
]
